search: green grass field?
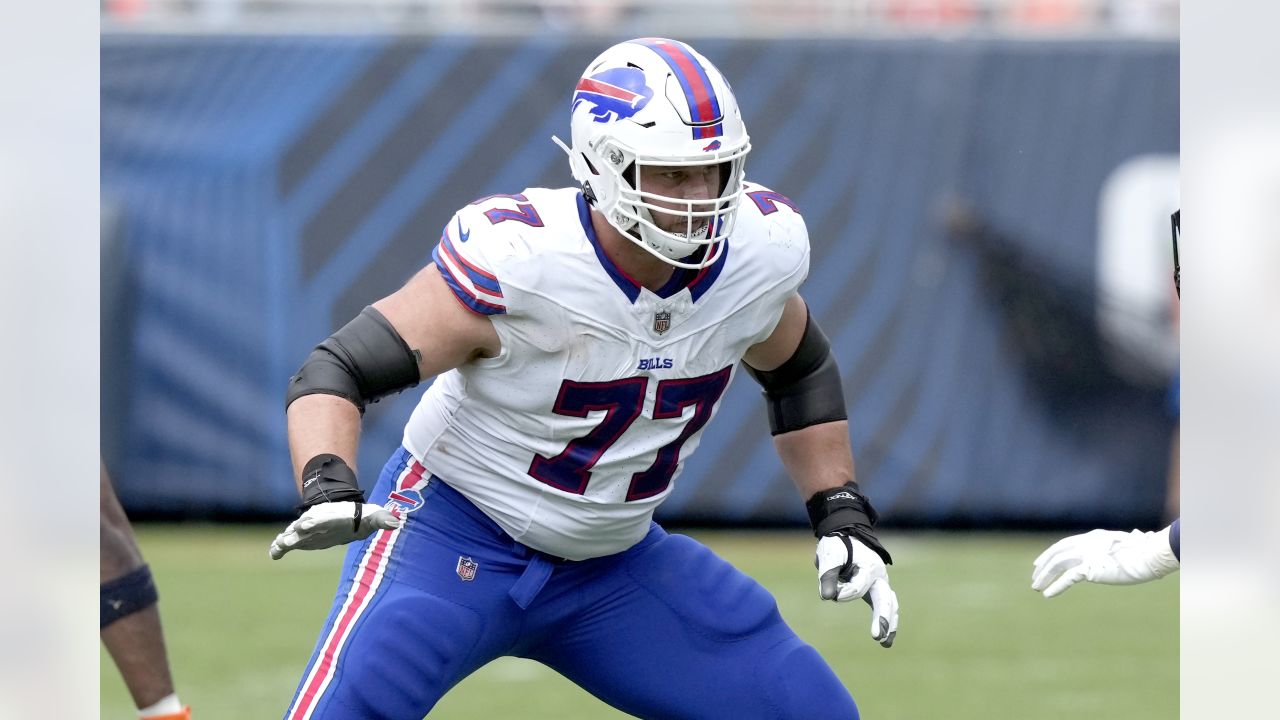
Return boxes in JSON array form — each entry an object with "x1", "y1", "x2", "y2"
[{"x1": 101, "y1": 526, "x2": 1176, "y2": 719}]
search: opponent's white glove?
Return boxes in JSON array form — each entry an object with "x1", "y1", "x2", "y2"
[
  {"x1": 1031, "y1": 527, "x2": 1180, "y2": 598},
  {"x1": 269, "y1": 501, "x2": 403, "y2": 560},
  {"x1": 817, "y1": 534, "x2": 899, "y2": 648}
]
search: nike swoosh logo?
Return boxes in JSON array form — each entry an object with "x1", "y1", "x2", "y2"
[{"x1": 456, "y1": 218, "x2": 470, "y2": 243}]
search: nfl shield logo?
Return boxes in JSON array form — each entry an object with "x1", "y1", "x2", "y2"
[
  {"x1": 456, "y1": 556, "x2": 478, "y2": 582},
  {"x1": 653, "y1": 310, "x2": 671, "y2": 335}
]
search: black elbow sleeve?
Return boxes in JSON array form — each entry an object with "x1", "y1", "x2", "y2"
[
  {"x1": 746, "y1": 310, "x2": 848, "y2": 435},
  {"x1": 285, "y1": 306, "x2": 421, "y2": 414}
]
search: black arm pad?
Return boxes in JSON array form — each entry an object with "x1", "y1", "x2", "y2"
[
  {"x1": 745, "y1": 310, "x2": 848, "y2": 435},
  {"x1": 807, "y1": 482, "x2": 893, "y2": 565},
  {"x1": 286, "y1": 306, "x2": 421, "y2": 414}
]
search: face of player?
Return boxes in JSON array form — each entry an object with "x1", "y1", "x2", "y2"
[{"x1": 637, "y1": 163, "x2": 722, "y2": 235}]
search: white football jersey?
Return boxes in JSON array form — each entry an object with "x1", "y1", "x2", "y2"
[{"x1": 403, "y1": 183, "x2": 809, "y2": 560}]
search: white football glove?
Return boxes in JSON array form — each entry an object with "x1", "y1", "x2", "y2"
[
  {"x1": 1031, "y1": 527, "x2": 1179, "y2": 598},
  {"x1": 816, "y1": 534, "x2": 899, "y2": 648},
  {"x1": 269, "y1": 501, "x2": 403, "y2": 560}
]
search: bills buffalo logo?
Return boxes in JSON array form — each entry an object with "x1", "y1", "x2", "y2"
[
  {"x1": 456, "y1": 556, "x2": 479, "y2": 582},
  {"x1": 702, "y1": 140, "x2": 722, "y2": 152},
  {"x1": 384, "y1": 488, "x2": 425, "y2": 516},
  {"x1": 572, "y1": 68, "x2": 654, "y2": 123}
]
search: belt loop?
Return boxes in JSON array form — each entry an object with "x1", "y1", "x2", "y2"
[{"x1": 508, "y1": 554, "x2": 555, "y2": 610}]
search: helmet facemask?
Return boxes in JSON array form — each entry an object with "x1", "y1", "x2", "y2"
[{"x1": 597, "y1": 139, "x2": 748, "y2": 270}]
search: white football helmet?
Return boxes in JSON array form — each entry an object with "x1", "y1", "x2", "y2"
[{"x1": 554, "y1": 38, "x2": 751, "y2": 269}]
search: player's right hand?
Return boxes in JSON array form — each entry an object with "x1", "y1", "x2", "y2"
[
  {"x1": 269, "y1": 502, "x2": 403, "y2": 560},
  {"x1": 816, "y1": 533, "x2": 900, "y2": 648}
]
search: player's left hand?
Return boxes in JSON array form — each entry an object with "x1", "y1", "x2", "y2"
[
  {"x1": 269, "y1": 501, "x2": 403, "y2": 560},
  {"x1": 816, "y1": 533, "x2": 899, "y2": 648}
]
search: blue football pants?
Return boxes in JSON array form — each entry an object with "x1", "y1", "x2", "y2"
[{"x1": 284, "y1": 447, "x2": 858, "y2": 719}]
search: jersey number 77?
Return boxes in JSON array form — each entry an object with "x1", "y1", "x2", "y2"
[{"x1": 528, "y1": 366, "x2": 731, "y2": 502}]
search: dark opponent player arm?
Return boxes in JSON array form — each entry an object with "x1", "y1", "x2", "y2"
[{"x1": 102, "y1": 463, "x2": 190, "y2": 717}]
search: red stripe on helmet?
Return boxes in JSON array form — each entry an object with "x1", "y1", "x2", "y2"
[{"x1": 653, "y1": 40, "x2": 716, "y2": 125}]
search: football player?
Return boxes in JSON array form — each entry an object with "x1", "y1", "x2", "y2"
[
  {"x1": 101, "y1": 463, "x2": 192, "y2": 720},
  {"x1": 1031, "y1": 212, "x2": 1182, "y2": 598},
  {"x1": 272, "y1": 37, "x2": 897, "y2": 719}
]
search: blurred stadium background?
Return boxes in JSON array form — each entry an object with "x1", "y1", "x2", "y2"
[{"x1": 100, "y1": 1, "x2": 1179, "y2": 717}]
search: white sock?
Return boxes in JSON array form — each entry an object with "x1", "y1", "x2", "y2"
[{"x1": 138, "y1": 693, "x2": 184, "y2": 717}]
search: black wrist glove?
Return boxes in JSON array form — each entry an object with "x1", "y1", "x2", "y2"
[
  {"x1": 299, "y1": 454, "x2": 364, "y2": 510},
  {"x1": 805, "y1": 481, "x2": 892, "y2": 565}
]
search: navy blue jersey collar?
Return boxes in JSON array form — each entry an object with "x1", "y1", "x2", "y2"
[
  {"x1": 576, "y1": 192, "x2": 728, "y2": 304},
  {"x1": 688, "y1": 240, "x2": 729, "y2": 302},
  {"x1": 579, "y1": 192, "x2": 641, "y2": 303}
]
